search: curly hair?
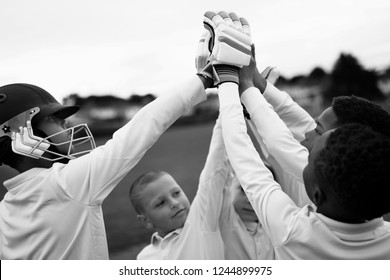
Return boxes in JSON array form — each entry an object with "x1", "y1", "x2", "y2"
[
  {"x1": 332, "y1": 96, "x2": 390, "y2": 137},
  {"x1": 129, "y1": 171, "x2": 168, "y2": 214},
  {"x1": 314, "y1": 123, "x2": 390, "y2": 220}
]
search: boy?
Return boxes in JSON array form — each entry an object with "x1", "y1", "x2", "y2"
[
  {"x1": 0, "y1": 73, "x2": 210, "y2": 258},
  {"x1": 219, "y1": 172, "x2": 275, "y2": 260},
  {"x1": 130, "y1": 117, "x2": 274, "y2": 260},
  {"x1": 199, "y1": 11, "x2": 390, "y2": 258},
  {"x1": 241, "y1": 48, "x2": 390, "y2": 207},
  {"x1": 218, "y1": 68, "x2": 279, "y2": 260},
  {"x1": 129, "y1": 117, "x2": 229, "y2": 259},
  {"x1": 217, "y1": 65, "x2": 390, "y2": 259},
  {"x1": 219, "y1": 74, "x2": 390, "y2": 259}
]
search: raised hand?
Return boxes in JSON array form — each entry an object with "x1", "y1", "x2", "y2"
[{"x1": 197, "y1": 11, "x2": 252, "y2": 86}]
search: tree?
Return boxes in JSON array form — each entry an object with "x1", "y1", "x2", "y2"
[
  {"x1": 308, "y1": 67, "x2": 327, "y2": 81},
  {"x1": 322, "y1": 53, "x2": 384, "y2": 104}
]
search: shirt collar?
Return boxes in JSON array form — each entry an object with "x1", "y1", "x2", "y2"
[
  {"x1": 316, "y1": 213, "x2": 386, "y2": 241},
  {"x1": 151, "y1": 227, "x2": 183, "y2": 245},
  {"x1": 244, "y1": 221, "x2": 260, "y2": 235}
]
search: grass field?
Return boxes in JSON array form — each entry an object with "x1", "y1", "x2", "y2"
[{"x1": 1, "y1": 120, "x2": 390, "y2": 260}]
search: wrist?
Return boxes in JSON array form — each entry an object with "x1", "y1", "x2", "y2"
[
  {"x1": 239, "y1": 80, "x2": 254, "y2": 96},
  {"x1": 214, "y1": 65, "x2": 239, "y2": 86}
]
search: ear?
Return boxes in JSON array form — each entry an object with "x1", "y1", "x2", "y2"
[
  {"x1": 312, "y1": 184, "x2": 325, "y2": 207},
  {"x1": 137, "y1": 214, "x2": 154, "y2": 230}
]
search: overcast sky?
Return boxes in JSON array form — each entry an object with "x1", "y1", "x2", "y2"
[{"x1": 1, "y1": 0, "x2": 390, "y2": 101}]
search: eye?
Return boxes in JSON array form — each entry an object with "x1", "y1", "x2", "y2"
[
  {"x1": 172, "y1": 190, "x2": 181, "y2": 197},
  {"x1": 155, "y1": 200, "x2": 165, "y2": 207},
  {"x1": 314, "y1": 127, "x2": 321, "y2": 135}
]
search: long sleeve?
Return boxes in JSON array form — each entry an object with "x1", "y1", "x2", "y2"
[
  {"x1": 241, "y1": 87, "x2": 308, "y2": 183},
  {"x1": 189, "y1": 116, "x2": 230, "y2": 232},
  {"x1": 53, "y1": 76, "x2": 207, "y2": 204},
  {"x1": 263, "y1": 82, "x2": 315, "y2": 142},
  {"x1": 218, "y1": 82, "x2": 301, "y2": 246}
]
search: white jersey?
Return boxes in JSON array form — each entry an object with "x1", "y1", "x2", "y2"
[
  {"x1": 0, "y1": 76, "x2": 207, "y2": 260},
  {"x1": 218, "y1": 83, "x2": 390, "y2": 259}
]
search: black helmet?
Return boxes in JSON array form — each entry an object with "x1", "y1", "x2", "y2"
[
  {"x1": 0, "y1": 83, "x2": 95, "y2": 161},
  {"x1": 0, "y1": 83, "x2": 79, "y2": 125}
]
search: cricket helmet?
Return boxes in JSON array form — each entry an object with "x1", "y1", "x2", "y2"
[{"x1": 0, "y1": 83, "x2": 95, "y2": 161}]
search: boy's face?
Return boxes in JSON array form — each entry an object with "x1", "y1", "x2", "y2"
[
  {"x1": 137, "y1": 173, "x2": 190, "y2": 237},
  {"x1": 231, "y1": 181, "x2": 259, "y2": 223},
  {"x1": 301, "y1": 107, "x2": 338, "y2": 152},
  {"x1": 303, "y1": 131, "x2": 331, "y2": 205}
]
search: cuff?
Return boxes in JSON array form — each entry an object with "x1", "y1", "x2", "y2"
[{"x1": 218, "y1": 83, "x2": 240, "y2": 108}]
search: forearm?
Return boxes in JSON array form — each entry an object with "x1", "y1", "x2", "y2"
[
  {"x1": 218, "y1": 82, "x2": 299, "y2": 245},
  {"x1": 241, "y1": 87, "x2": 308, "y2": 182},
  {"x1": 263, "y1": 83, "x2": 315, "y2": 141},
  {"x1": 196, "y1": 117, "x2": 231, "y2": 231},
  {"x1": 218, "y1": 83, "x2": 279, "y2": 225},
  {"x1": 199, "y1": 117, "x2": 228, "y2": 185},
  {"x1": 62, "y1": 75, "x2": 207, "y2": 203}
]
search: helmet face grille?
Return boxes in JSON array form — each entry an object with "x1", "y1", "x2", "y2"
[
  {"x1": 12, "y1": 121, "x2": 96, "y2": 161},
  {"x1": 29, "y1": 123, "x2": 96, "y2": 161},
  {"x1": 1, "y1": 106, "x2": 95, "y2": 161}
]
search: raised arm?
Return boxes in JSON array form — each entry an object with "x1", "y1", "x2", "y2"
[
  {"x1": 56, "y1": 75, "x2": 208, "y2": 204},
  {"x1": 189, "y1": 116, "x2": 230, "y2": 232},
  {"x1": 239, "y1": 54, "x2": 308, "y2": 183},
  {"x1": 218, "y1": 82, "x2": 299, "y2": 245},
  {"x1": 253, "y1": 63, "x2": 315, "y2": 142},
  {"x1": 241, "y1": 88, "x2": 308, "y2": 183}
]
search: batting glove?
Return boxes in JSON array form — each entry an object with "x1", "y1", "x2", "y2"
[
  {"x1": 195, "y1": 30, "x2": 215, "y2": 83},
  {"x1": 198, "y1": 11, "x2": 252, "y2": 86}
]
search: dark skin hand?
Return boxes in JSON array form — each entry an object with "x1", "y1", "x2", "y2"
[{"x1": 239, "y1": 44, "x2": 267, "y2": 96}]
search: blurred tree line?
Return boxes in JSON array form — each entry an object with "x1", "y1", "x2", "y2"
[
  {"x1": 322, "y1": 53, "x2": 385, "y2": 105},
  {"x1": 64, "y1": 52, "x2": 390, "y2": 129},
  {"x1": 278, "y1": 53, "x2": 389, "y2": 107}
]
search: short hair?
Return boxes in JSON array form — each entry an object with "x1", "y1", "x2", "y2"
[
  {"x1": 332, "y1": 96, "x2": 390, "y2": 137},
  {"x1": 314, "y1": 123, "x2": 390, "y2": 220},
  {"x1": 129, "y1": 171, "x2": 168, "y2": 214}
]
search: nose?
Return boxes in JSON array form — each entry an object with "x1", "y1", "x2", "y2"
[
  {"x1": 301, "y1": 130, "x2": 313, "y2": 146},
  {"x1": 170, "y1": 199, "x2": 180, "y2": 209}
]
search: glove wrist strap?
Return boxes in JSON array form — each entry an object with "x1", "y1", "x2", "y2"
[{"x1": 214, "y1": 65, "x2": 240, "y2": 86}]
